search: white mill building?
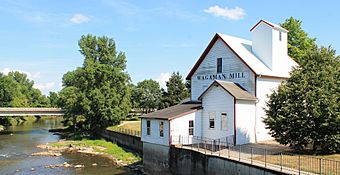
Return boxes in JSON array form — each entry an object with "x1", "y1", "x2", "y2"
[{"x1": 140, "y1": 20, "x2": 297, "y2": 156}]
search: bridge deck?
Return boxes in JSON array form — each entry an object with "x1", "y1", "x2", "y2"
[{"x1": 0, "y1": 108, "x2": 65, "y2": 116}]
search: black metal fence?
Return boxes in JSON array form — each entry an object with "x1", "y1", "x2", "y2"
[
  {"x1": 171, "y1": 135, "x2": 339, "y2": 175},
  {"x1": 109, "y1": 127, "x2": 141, "y2": 137}
]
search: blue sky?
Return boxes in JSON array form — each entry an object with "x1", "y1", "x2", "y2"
[{"x1": 0, "y1": 0, "x2": 339, "y2": 95}]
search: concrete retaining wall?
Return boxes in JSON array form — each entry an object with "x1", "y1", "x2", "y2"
[
  {"x1": 143, "y1": 143, "x2": 287, "y2": 175},
  {"x1": 101, "y1": 131, "x2": 286, "y2": 175},
  {"x1": 169, "y1": 147, "x2": 286, "y2": 175},
  {"x1": 143, "y1": 142, "x2": 172, "y2": 175},
  {"x1": 101, "y1": 130, "x2": 143, "y2": 153}
]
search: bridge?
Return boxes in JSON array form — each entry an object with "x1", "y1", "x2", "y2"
[{"x1": 0, "y1": 108, "x2": 65, "y2": 116}]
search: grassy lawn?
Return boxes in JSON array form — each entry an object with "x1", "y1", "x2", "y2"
[
  {"x1": 50, "y1": 139, "x2": 141, "y2": 164},
  {"x1": 107, "y1": 121, "x2": 141, "y2": 132},
  {"x1": 254, "y1": 153, "x2": 340, "y2": 174}
]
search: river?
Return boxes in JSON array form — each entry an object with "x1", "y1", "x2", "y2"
[{"x1": 0, "y1": 117, "x2": 138, "y2": 175}]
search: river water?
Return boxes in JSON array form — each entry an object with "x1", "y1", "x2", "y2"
[{"x1": 0, "y1": 118, "x2": 137, "y2": 175}]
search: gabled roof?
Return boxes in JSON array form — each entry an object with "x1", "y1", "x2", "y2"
[
  {"x1": 186, "y1": 33, "x2": 297, "y2": 80},
  {"x1": 198, "y1": 80, "x2": 257, "y2": 101},
  {"x1": 140, "y1": 101, "x2": 202, "y2": 120},
  {"x1": 250, "y1": 19, "x2": 288, "y2": 32}
]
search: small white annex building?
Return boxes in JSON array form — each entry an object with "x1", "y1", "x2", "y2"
[{"x1": 141, "y1": 20, "x2": 297, "y2": 149}]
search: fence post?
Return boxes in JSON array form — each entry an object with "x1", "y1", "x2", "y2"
[
  {"x1": 211, "y1": 140, "x2": 215, "y2": 155},
  {"x1": 179, "y1": 135, "x2": 181, "y2": 145},
  {"x1": 228, "y1": 145, "x2": 230, "y2": 158},
  {"x1": 298, "y1": 155, "x2": 301, "y2": 175},
  {"x1": 204, "y1": 141, "x2": 207, "y2": 154},
  {"x1": 251, "y1": 148, "x2": 253, "y2": 164},
  {"x1": 265, "y1": 149, "x2": 267, "y2": 167},
  {"x1": 320, "y1": 159, "x2": 323, "y2": 175},
  {"x1": 191, "y1": 140, "x2": 193, "y2": 150},
  {"x1": 218, "y1": 139, "x2": 221, "y2": 156},
  {"x1": 187, "y1": 135, "x2": 189, "y2": 145},
  {"x1": 239, "y1": 145, "x2": 241, "y2": 161},
  {"x1": 280, "y1": 152, "x2": 283, "y2": 171}
]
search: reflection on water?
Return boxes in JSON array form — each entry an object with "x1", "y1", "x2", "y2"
[{"x1": 0, "y1": 117, "x2": 136, "y2": 175}]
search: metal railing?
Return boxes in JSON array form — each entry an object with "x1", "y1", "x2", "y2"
[
  {"x1": 109, "y1": 127, "x2": 141, "y2": 137},
  {"x1": 171, "y1": 135, "x2": 339, "y2": 175}
]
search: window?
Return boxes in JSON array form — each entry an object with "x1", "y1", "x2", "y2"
[
  {"x1": 221, "y1": 113, "x2": 227, "y2": 130},
  {"x1": 146, "y1": 120, "x2": 151, "y2": 135},
  {"x1": 189, "y1": 120, "x2": 194, "y2": 135},
  {"x1": 159, "y1": 121, "x2": 164, "y2": 137},
  {"x1": 217, "y1": 58, "x2": 222, "y2": 73},
  {"x1": 209, "y1": 112, "x2": 215, "y2": 129},
  {"x1": 279, "y1": 31, "x2": 282, "y2": 41}
]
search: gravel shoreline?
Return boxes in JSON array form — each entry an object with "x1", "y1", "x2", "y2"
[{"x1": 34, "y1": 140, "x2": 144, "y2": 173}]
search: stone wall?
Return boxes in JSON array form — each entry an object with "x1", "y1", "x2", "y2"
[{"x1": 101, "y1": 130, "x2": 143, "y2": 153}]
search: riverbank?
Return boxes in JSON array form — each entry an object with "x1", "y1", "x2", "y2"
[
  {"x1": 36, "y1": 139, "x2": 142, "y2": 168},
  {"x1": 0, "y1": 116, "x2": 50, "y2": 129}
]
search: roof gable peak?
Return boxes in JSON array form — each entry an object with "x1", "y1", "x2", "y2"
[
  {"x1": 250, "y1": 19, "x2": 288, "y2": 32},
  {"x1": 198, "y1": 80, "x2": 257, "y2": 101}
]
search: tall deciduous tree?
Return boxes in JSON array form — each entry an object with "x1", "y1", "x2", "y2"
[
  {"x1": 264, "y1": 46, "x2": 340, "y2": 153},
  {"x1": 0, "y1": 72, "x2": 49, "y2": 126},
  {"x1": 0, "y1": 71, "x2": 48, "y2": 108},
  {"x1": 133, "y1": 79, "x2": 162, "y2": 113},
  {"x1": 48, "y1": 92, "x2": 60, "y2": 107},
  {"x1": 280, "y1": 17, "x2": 316, "y2": 64},
  {"x1": 60, "y1": 34, "x2": 131, "y2": 135},
  {"x1": 0, "y1": 73, "x2": 22, "y2": 107},
  {"x1": 161, "y1": 72, "x2": 189, "y2": 108}
]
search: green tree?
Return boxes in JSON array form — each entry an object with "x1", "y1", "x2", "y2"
[
  {"x1": 60, "y1": 34, "x2": 131, "y2": 135},
  {"x1": 7, "y1": 71, "x2": 49, "y2": 107},
  {"x1": 264, "y1": 46, "x2": 340, "y2": 153},
  {"x1": 134, "y1": 79, "x2": 162, "y2": 113},
  {"x1": 280, "y1": 17, "x2": 316, "y2": 64},
  {"x1": 0, "y1": 73, "x2": 23, "y2": 107},
  {"x1": 59, "y1": 86, "x2": 85, "y2": 132},
  {"x1": 161, "y1": 72, "x2": 189, "y2": 108},
  {"x1": 48, "y1": 91, "x2": 60, "y2": 107}
]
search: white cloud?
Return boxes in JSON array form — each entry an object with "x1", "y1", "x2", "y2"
[
  {"x1": 1, "y1": 68, "x2": 11, "y2": 75},
  {"x1": 204, "y1": 5, "x2": 246, "y2": 20},
  {"x1": 156, "y1": 72, "x2": 171, "y2": 90},
  {"x1": 70, "y1": 14, "x2": 91, "y2": 24},
  {"x1": 1, "y1": 68, "x2": 41, "y2": 79},
  {"x1": 33, "y1": 82, "x2": 55, "y2": 91}
]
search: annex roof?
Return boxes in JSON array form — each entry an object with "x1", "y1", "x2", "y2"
[
  {"x1": 140, "y1": 101, "x2": 202, "y2": 120},
  {"x1": 198, "y1": 80, "x2": 257, "y2": 101},
  {"x1": 186, "y1": 33, "x2": 297, "y2": 80},
  {"x1": 250, "y1": 19, "x2": 288, "y2": 32}
]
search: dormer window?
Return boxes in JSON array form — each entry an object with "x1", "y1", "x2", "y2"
[
  {"x1": 217, "y1": 58, "x2": 222, "y2": 73},
  {"x1": 279, "y1": 31, "x2": 282, "y2": 41}
]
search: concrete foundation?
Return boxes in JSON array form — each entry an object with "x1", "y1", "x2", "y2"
[{"x1": 143, "y1": 142, "x2": 172, "y2": 175}]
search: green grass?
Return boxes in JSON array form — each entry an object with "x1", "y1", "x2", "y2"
[
  {"x1": 50, "y1": 139, "x2": 141, "y2": 164},
  {"x1": 254, "y1": 153, "x2": 340, "y2": 174},
  {"x1": 0, "y1": 125, "x2": 3, "y2": 131}
]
